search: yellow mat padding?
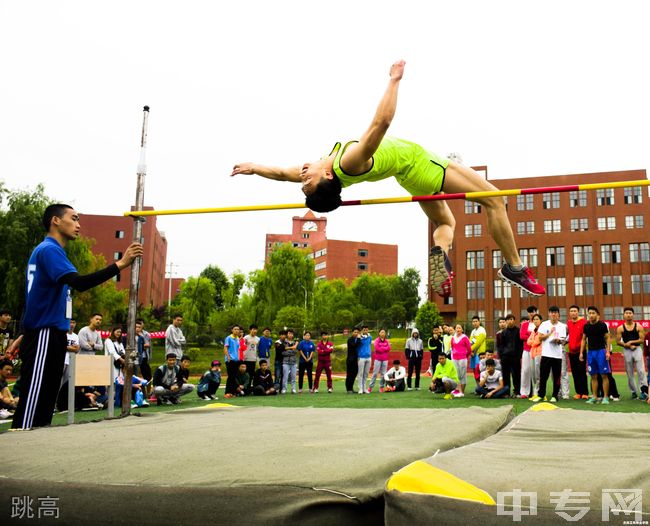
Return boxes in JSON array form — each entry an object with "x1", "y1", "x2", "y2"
[
  {"x1": 529, "y1": 402, "x2": 560, "y2": 412},
  {"x1": 386, "y1": 461, "x2": 495, "y2": 505}
]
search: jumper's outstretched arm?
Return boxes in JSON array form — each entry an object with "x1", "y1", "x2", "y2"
[
  {"x1": 340, "y1": 60, "x2": 405, "y2": 174},
  {"x1": 231, "y1": 162, "x2": 301, "y2": 182}
]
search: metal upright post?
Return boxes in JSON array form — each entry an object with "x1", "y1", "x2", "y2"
[{"x1": 122, "y1": 106, "x2": 149, "y2": 415}]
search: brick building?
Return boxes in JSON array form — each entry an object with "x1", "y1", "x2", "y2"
[
  {"x1": 80, "y1": 207, "x2": 168, "y2": 307},
  {"x1": 429, "y1": 168, "x2": 650, "y2": 326},
  {"x1": 266, "y1": 211, "x2": 398, "y2": 282}
]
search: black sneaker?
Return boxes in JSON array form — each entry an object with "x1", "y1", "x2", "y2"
[{"x1": 429, "y1": 246, "x2": 454, "y2": 298}]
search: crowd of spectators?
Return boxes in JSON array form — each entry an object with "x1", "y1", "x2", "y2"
[{"x1": 1, "y1": 303, "x2": 649, "y2": 422}]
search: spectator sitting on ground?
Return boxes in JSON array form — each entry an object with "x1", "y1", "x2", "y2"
[
  {"x1": 153, "y1": 353, "x2": 193, "y2": 405},
  {"x1": 253, "y1": 360, "x2": 277, "y2": 396},
  {"x1": 179, "y1": 355, "x2": 192, "y2": 385},
  {"x1": 479, "y1": 350, "x2": 502, "y2": 374},
  {"x1": 0, "y1": 358, "x2": 18, "y2": 418},
  {"x1": 476, "y1": 359, "x2": 510, "y2": 399},
  {"x1": 197, "y1": 360, "x2": 221, "y2": 400},
  {"x1": 231, "y1": 362, "x2": 252, "y2": 397},
  {"x1": 430, "y1": 353, "x2": 459, "y2": 400},
  {"x1": 78, "y1": 385, "x2": 108, "y2": 411},
  {"x1": 473, "y1": 351, "x2": 486, "y2": 388},
  {"x1": 384, "y1": 360, "x2": 406, "y2": 392},
  {"x1": 115, "y1": 361, "x2": 149, "y2": 408}
]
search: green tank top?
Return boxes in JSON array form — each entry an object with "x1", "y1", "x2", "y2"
[{"x1": 328, "y1": 136, "x2": 449, "y2": 196}]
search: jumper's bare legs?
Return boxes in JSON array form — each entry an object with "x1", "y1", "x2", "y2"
[
  {"x1": 443, "y1": 161, "x2": 521, "y2": 266},
  {"x1": 423, "y1": 161, "x2": 545, "y2": 297}
]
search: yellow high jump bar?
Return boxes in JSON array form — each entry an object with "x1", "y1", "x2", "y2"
[{"x1": 124, "y1": 179, "x2": 650, "y2": 217}]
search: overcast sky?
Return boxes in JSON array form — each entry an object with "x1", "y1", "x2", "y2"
[{"x1": 1, "y1": 1, "x2": 648, "y2": 299}]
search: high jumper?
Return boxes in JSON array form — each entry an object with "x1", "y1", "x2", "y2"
[{"x1": 231, "y1": 60, "x2": 545, "y2": 298}]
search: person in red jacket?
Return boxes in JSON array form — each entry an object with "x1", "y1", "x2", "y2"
[{"x1": 313, "y1": 331, "x2": 334, "y2": 393}]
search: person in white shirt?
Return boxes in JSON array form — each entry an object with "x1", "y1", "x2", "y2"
[
  {"x1": 60, "y1": 318, "x2": 80, "y2": 389},
  {"x1": 476, "y1": 359, "x2": 509, "y2": 398},
  {"x1": 384, "y1": 360, "x2": 406, "y2": 392},
  {"x1": 78, "y1": 313, "x2": 104, "y2": 355},
  {"x1": 165, "y1": 314, "x2": 186, "y2": 361},
  {"x1": 532, "y1": 306, "x2": 567, "y2": 403},
  {"x1": 104, "y1": 326, "x2": 125, "y2": 381}
]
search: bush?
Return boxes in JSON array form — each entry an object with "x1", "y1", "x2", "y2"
[
  {"x1": 185, "y1": 348, "x2": 200, "y2": 362},
  {"x1": 196, "y1": 333, "x2": 213, "y2": 347}
]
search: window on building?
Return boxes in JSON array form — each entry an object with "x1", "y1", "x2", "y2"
[
  {"x1": 314, "y1": 248, "x2": 327, "y2": 258},
  {"x1": 624, "y1": 187, "x2": 643, "y2": 204},
  {"x1": 596, "y1": 189, "x2": 615, "y2": 206},
  {"x1": 545, "y1": 246, "x2": 565, "y2": 266},
  {"x1": 572, "y1": 245, "x2": 593, "y2": 265},
  {"x1": 519, "y1": 248, "x2": 538, "y2": 267},
  {"x1": 358, "y1": 249, "x2": 368, "y2": 257},
  {"x1": 113, "y1": 251, "x2": 122, "y2": 260},
  {"x1": 543, "y1": 220, "x2": 561, "y2": 233},
  {"x1": 115, "y1": 230, "x2": 125, "y2": 239},
  {"x1": 602, "y1": 275, "x2": 623, "y2": 295},
  {"x1": 267, "y1": 242, "x2": 272, "y2": 248},
  {"x1": 466, "y1": 250, "x2": 485, "y2": 270},
  {"x1": 492, "y1": 250, "x2": 503, "y2": 269},
  {"x1": 465, "y1": 224, "x2": 482, "y2": 237},
  {"x1": 315, "y1": 262, "x2": 327, "y2": 271},
  {"x1": 574, "y1": 276, "x2": 595, "y2": 296},
  {"x1": 292, "y1": 242, "x2": 299, "y2": 247},
  {"x1": 302, "y1": 233, "x2": 310, "y2": 239},
  {"x1": 630, "y1": 242, "x2": 650, "y2": 263},
  {"x1": 597, "y1": 217, "x2": 616, "y2": 230},
  {"x1": 516, "y1": 195, "x2": 534, "y2": 211},
  {"x1": 632, "y1": 274, "x2": 650, "y2": 294},
  {"x1": 569, "y1": 218, "x2": 589, "y2": 232},
  {"x1": 625, "y1": 215, "x2": 644, "y2": 229},
  {"x1": 569, "y1": 190, "x2": 587, "y2": 208},
  {"x1": 443, "y1": 296, "x2": 453, "y2": 305},
  {"x1": 357, "y1": 263, "x2": 368, "y2": 271},
  {"x1": 464, "y1": 201, "x2": 482, "y2": 214},
  {"x1": 113, "y1": 274, "x2": 121, "y2": 283},
  {"x1": 546, "y1": 277, "x2": 566, "y2": 297},
  {"x1": 600, "y1": 244, "x2": 621, "y2": 264},
  {"x1": 542, "y1": 192, "x2": 560, "y2": 209},
  {"x1": 494, "y1": 280, "x2": 512, "y2": 299},
  {"x1": 467, "y1": 281, "x2": 485, "y2": 299},
  {"x1": 516, "y1": 221, "x2": 535, "y2": 235}
]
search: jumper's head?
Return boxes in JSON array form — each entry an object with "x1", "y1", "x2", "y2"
[{"x1": 301, "y1": 160, "x2": 342, "y2": 212}]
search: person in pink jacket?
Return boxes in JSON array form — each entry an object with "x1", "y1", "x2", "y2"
[
  {"x1": 369, "y1": 329, "x2": 391, "y2": 393},
  {"x1": 450, "y1": 324, "x2": 472, "y2": 397}
]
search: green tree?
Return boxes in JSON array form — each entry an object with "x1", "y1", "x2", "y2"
[
  {"x1": 0, "y1": 184, "x2": 52, "y2": 314},
  {"x1": 200, "y1": 265, "x2": 229, "y2": 309},
  {"x1": 249, "y1": 245, "x2": 315, "y2": 327},
  {"x1": 415, "y1": 302, "x2": 443, "y2": 339},
  {"x1": 66, "y1": 236, "x2": 128, "y2": 324},
  {"x1": 273, "y1": 305, "x2": 306, "y2": 332},
  {"x1": 396, "y1": 267, "x2": 421, "y2": 321},
  {"x1": 177, "y1": 276, "x2": 216, "y2": 336}
]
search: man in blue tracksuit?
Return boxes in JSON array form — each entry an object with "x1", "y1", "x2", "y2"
[{"x1": 356, "y1": 325, "x2": 372, "y2": 394}]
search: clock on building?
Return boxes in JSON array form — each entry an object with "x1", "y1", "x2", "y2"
[{"x1": 303, "y1": 221, "x2": 318, "y2": 232}]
